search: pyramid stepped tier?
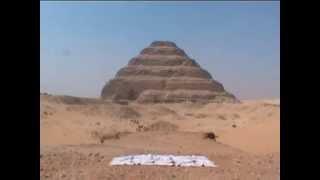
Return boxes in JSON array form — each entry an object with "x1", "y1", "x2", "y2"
[
  {"x1": 101, "y1": 41, "x2": 238, "y2": 103},
  {"x1": 101, "y1": 77, "x2": 227, "y2": 100},
  {"x1": 140, "y1": 46, "x2": 188, "y2": 56},
  {"x1": 128, "y1": 55, "x2": 199, "y2": 67},
  {"x1": 137, "y1": 90, "x2": 235, "y2": 103},
  {"x1": 116, "y1": 66, "x2": 212, "y2": 79}
]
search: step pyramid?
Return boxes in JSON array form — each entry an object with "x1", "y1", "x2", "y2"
[{"x1": 101, "y1": 41, "x2": 238, "y2": 103}]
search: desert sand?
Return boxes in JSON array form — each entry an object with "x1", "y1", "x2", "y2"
[{"x1": 40, "y1": 94, "x2": 280, "y2": 180}]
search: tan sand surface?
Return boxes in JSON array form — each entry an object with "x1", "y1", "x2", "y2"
[{"x1": 40, "y1": 94, "x2": 280, "y2": 179}]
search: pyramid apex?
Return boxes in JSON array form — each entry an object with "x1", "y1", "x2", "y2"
[{"x1": 150, "y1": 41, "x2": 177, "y2": 47}]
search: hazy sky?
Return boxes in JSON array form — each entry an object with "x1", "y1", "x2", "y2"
[{"x1": 40, "y1": 1, "x2": 279, "y2": 100}]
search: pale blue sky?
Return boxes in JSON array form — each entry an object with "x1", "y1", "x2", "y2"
[{"x1": 40, "y1": 1, "x2": 280, "y2": 100}]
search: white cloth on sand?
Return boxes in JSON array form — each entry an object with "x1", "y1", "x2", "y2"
[{"x1": 110, "y1": 154, "x2": 216, "y2": 167}]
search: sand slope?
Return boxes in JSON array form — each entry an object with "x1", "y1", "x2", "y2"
[{"x1": 219, "y1": 118, "x2": 280, "y2": 154}]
